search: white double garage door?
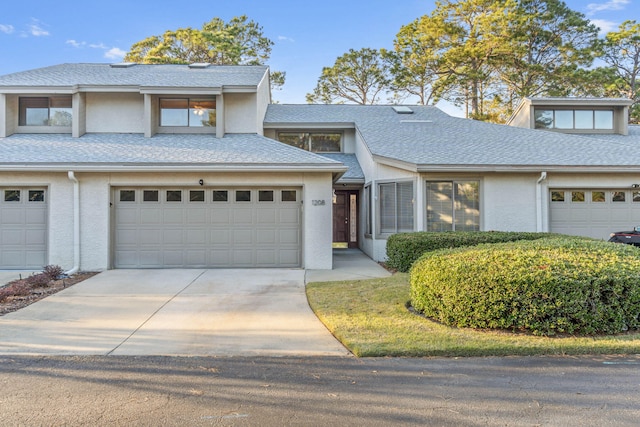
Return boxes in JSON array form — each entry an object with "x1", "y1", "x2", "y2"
[
  {"x1": 550, "y1": 188, "x2": 640, "y2": 240},
  {"x1": 113, "y1": 187, "x2": 302, "y2": 268}
]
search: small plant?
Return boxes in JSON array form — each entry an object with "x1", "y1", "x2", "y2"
[
  {"x1": 0, "y1": 282, "x2": 31, "y2": 302},
  {"x1": 43, "y1": 265, "x2": 64, "y2": 281},
  {"x1": 25, "y1": 273, "x2": 50, "y2": 288}
]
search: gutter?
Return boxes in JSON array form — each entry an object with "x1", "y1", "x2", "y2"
[
  {"x1": 536, "y1": 171, "x2": 548, "y2": 232},
  {"x1": 65, "y1": 171, "x2": 80, "y2": 275}
]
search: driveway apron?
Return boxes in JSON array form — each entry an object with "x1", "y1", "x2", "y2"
[{"x1": 0, "y1": 269, "x2": 350, "y2": 356}]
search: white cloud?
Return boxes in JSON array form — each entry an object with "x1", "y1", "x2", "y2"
[
  {"x1": 66, "y1": 39, "x2": 85, "y2": 48},
  {"x1": 586, "y1": 0, "x2": 630, "y2": 15},
  {"x1": 591, "y1": 19, "x2": 619, "y2": 34},
  {"x1": 0, "y1": 24, "x2": 14, "y2": 34},
  {"x1": 278, "y1": 35, "x2": 295, "y2": 43},
  {"x1": 27, "y1": 19, "x2": 49, "y2": 36},
  {"x1": 65, "y1": 39, "x2": 126, "y2": 59},
  {"x1": 104, "y1": 47, "x2": 126, "y2": 60}
]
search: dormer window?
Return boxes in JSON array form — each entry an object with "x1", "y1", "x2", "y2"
[
  {"x1": 534, "y1": 109, "x2": 613, "y2": 131},
  {"x1": 159, "y1": 98, "x2": 216, "y2": 127},
  {"x1": 19, "y1": 96, "x2": 72, "y2": 127},
  {"x1": 277, "y1": 132, "x2": 342, "y2": 152}
]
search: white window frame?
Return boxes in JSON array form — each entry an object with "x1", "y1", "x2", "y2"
[{"x1": 376, "y1": 180, "x2": 415, "y2": 236}]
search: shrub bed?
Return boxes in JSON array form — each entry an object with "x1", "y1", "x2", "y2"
[
  {"x1": 410, "y1": 238, "x2": 640, "y2": 336},
  {"x1": 386, "y1": 231, "x2": 562, "y2": 272}
]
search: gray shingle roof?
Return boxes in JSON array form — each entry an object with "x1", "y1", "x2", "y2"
[
  {"x1": 317, "y1": 153, "x2": 364, "y2": 183},
  {"x1": 0, "y1": 63, "x2": 268, "y2": 88},
  {"x1": 265, "y1": 105, "x2": 640, "y2": 169},
  {"x1": 0, "y1": 133, "x2": 345, "y2": 171}
]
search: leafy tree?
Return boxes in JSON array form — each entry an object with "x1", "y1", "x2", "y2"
[
  {"x1": 306, "y1": 48, "x2": 391, "y2": 104},
  {"x1": 496, "y1": 0, "x2": 599, "y2": 115},
  {"x1": 124, "y1": 15, "x2": 284, "y2": 89},
  {"x1": 382, "y1": 15, "x2": 451, "y2": 105},
  {"x1": 412, "y1": 0, "x2": 515, "y2": 120},
  {"x1": 597, "y1": 20, "x2": 640, "y2": 123}
]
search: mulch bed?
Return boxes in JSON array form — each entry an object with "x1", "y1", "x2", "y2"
[{"x1": 0, "y1": 272, "x2": 97, "y2": 317}]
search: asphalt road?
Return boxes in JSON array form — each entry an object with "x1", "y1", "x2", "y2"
[{"x1": 0, "y1": 355, "x2": 638, "y2": 426}]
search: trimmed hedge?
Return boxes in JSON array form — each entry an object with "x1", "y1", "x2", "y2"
[
  {"x1": 410, "y1": 238, "x2": 640, "y2": 336},
  {"x1": 386, "y1": 231, "x2": 563, "y2": 272}
]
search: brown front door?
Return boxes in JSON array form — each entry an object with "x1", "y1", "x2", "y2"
[{"x1": 333, "y1": 190, "x2": 358, "y2": 248}]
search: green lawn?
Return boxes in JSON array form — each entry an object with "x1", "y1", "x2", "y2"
[{"x1": 306, "y1": 273, "x2": 640, "y2": 357}]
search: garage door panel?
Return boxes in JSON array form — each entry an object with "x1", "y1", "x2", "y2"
[
  {"x1": 25, "y1": 209, "x2": 46, "y2": 224},
  {"x1": 280, "y1": 229, "x2": 300, "y2": 245},
  {"x1": 187, "y1": 209, "x2": 206, "y2": 223},
  {"x1": 1, "y1": 209, "x2": 24, "y2": 224},
  {"x1": 139, "y1": 251, "x2": 162, "y2": 267},
  {"x1": 137, "y1": 230, "x2": 160, "y2": 245},
  {"x1": 280, "y1": 209, "x2": 300, "y2": 224},
  {"x1": 2, "y1": 229, "x2": 23, "y2": 245},
  {"x1": 186, "y1": 229, "x2": 206, "y2": 244},
  {"x1": 256, "y1": 229, "x2": 276, "y2": 244},
  {"x1": 211, "y1": 229, "x2": 230, "y2": 244},
  {"x1": 257, "y1": 208, "x2": 277, "y2": 224},
  {"x1": 233, "y1": 209, "x2": 254, "y2": 225},
  {"x1": 233, "y1": 229, "x2": 254, "y2": 245},
  {"x1": 256, "y1": 250, "x2": 276, "y2": 266},
  {"x1": 279, "y1": 250, "x2": 300, "y2": 266},
  {"x1": 114, "y1": 187, "x2": 301, "y2": 268},
  {"x1": 116, "y1": 209, "x2": 138, "y2": 224},
  {"x1": 25, "y1": 251, "x2": 45, "y2": 267},
  {"x1": 163, "y1": 209, "x2": 185, "y2": 224},
  {"x1": 25, "y1": 230, "x2": 46, "y2": 245},
  {"x1": 210, "y1": 208, "x2": 230, "y2": 224},
  {"x1": 140, "y1": 209, "x2": 162, "y2": 225},
  {"x1": 163, "y1": 229, "x2": 184, "y2": 245},
  {"x1": 550, "y1": 189, "x2": 640, "y2": 240}
]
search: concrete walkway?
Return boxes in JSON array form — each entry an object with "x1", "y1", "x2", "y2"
[{"x1": 0, "y1": 250, "x2": 389, "y2": 356}]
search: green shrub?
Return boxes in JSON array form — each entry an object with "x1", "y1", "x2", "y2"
[
  {"x1": 410, "y1": 238, "x2": 640, "y2": 336},
  {"x1": 386, "y1": 231, "x2": 564, "y2": 272}
]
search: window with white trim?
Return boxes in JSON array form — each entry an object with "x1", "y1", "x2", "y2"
[
  {"x1": 160, "y1": 98, "x2": 216, "y2": 127},
  {"x1": 426, "y1": 181, "x2": 479, "y2": 232},
  {"x1": 19, "y1": 96, "x2": 72, "y2": 127},
  {"x1": 378, "y1": 181, "x2": 414, "y2": 234}
]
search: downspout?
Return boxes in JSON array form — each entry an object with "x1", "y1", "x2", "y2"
[
  {"x1": 66, "y1": 171, "x2": 80, "y2": 275},
  {"x1": 536, "y1": 171, "x2": 547, "y2": 232}
]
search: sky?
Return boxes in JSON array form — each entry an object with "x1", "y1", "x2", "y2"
[{"x1": 0, "y1": 0, "x2": 638, "y2": 115}]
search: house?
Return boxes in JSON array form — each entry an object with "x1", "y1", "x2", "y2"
[
  {"x1": 0, "y1": 63, "x2": 345, "y2": 271},
  {"x1": 1, "y1": 63, "x2": 639, "y2": 271}
]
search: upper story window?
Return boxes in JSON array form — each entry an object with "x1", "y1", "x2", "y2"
[
  {"x1": 160, "y1": 98, "x2": 216, "y2": 127},
  {"x1": 534, "y1": 109, "x2": 613, "y2": 131},
  {"x1": 277, "y1": 132, "x2": 341, "y2": 152},
  {"x1": 19, "y1": 96, "x2": 72, "y2": 127}
]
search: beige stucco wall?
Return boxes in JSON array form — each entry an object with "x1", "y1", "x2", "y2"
[
  {"x1": 482, "y1": 173, "x2": 538, "y2": 232},
  {"x1": 224, "y1": 93, "x2": 258, "y2": 134},
  {"x1": 86, "y1": 93, "x2": 144, "y2": 133},
  {"x1": 0, "y1": 170, "x2": 335, "y2": 271}
]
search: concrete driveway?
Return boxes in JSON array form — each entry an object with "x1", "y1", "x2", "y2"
[{"x1": 0, "y1": 269, "x2": 350, "y2": 357}]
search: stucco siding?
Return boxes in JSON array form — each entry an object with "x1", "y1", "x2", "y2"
[
  {"x1": 482, "y1": 174, "x2": 538, "y2": 232},
  {"x1": 225, "y1": 93, "x2": 258, "y2": 133},
  {"x1": 86, "y1": 93, "x2": 144, "y2": 133}
]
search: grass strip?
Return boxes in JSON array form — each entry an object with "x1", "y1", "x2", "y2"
[{"x1": 306, "y1": 273, "x2": 640, "y2": 357}]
